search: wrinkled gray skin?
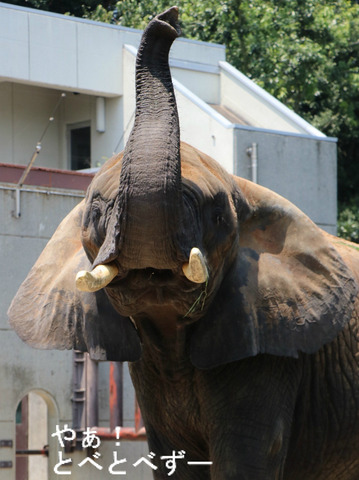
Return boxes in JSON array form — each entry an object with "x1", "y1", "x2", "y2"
[{"x1": 8, "y1": 7, "x2": 359, "y2": 479}]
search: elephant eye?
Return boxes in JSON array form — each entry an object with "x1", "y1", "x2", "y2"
[
  {"x1": 214, "y1": 208, "x2": 225, "y2": 226},
  {"x1": 90, "y1": 200, "x2": 107, "y2": 241},
  {"x1": 212, "y1": 192, "x2": 228, "y2": 228},
  {"x1": 91, "y1": 207, "x2": 100, "y2": 223}
]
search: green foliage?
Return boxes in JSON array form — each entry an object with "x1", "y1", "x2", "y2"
[
  {"x1": 338, "y1": 200, "x2": 359, "y2": 243},
  {"x1": 82, "y1": 0, "x2": 173, "y2": 26}
]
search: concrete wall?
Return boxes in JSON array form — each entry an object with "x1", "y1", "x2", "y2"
[
  {"x1": 0, "y1": 184, "x2": 151, "y2": 479},
  {"x1": 0, "y1": 2, "x2": 124, "y2": 96},
  {"x1": 0, "y1": 2, "x2": 225, "y2": 98},
  {"x1": 0, "y1": 83, "x2": 64, "y2": 168},
  {"x1": 0, "y1": 82, "x2": 125, "y2": 170},
  {"x1": 0, "y1": 185, "x2": 78, "y2": 479},
  {"x1": 219, "y1": 61, "x2": 325, "y2": 137},
  {"x1": 175, "y1": 80, "x2": 235, "y2": 173},
  {"x1": 234, "y1": 128, "x2": 338, "y2": 234}
]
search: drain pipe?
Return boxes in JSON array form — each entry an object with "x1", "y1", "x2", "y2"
[
  {"x1": 246, "y1": 143, "x2": 258, "y2": 184},
  {"x1": 13, "y1": 144, "x2": 42, "y2": 219}
]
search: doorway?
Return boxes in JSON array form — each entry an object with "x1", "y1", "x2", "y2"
[
  {"x1": 67, "y1": 122, "x2": 91, "y2": 170},
  {"x1": 15, "y1": 392, "x2": 49, "y2": 480}
]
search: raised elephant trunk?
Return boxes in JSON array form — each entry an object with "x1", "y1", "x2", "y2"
[
  {"x1": 77, "y1": 7, "x2": 209, "y2": 291},
  {"x1": 114, "y1": 7, "x2": 184, "y2": 271}
]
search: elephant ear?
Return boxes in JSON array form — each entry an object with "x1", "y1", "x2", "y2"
[
  {"x1": 7, "y1": 201, "x2": 141, "y2": 362},
  {"x1": 190, "y1": 178, "x2": 359, "y2": 369}
]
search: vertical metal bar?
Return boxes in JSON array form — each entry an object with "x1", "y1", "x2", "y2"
[
  {"x1": 71, "y1": 351, "x2": 86, "y2": 450},
  {"x1": 134, "y1": 398, "x2": 144, "y2": 431},
  {"x1": 109, "y1": 362, "x2": 123, "y2": 431},
  {"x1": 251, "y1": 142, "x2": 258, "y2": 184},
  {"x1": 72, "y1": 352, "x2": 99, "y2": 449},
  {"x1": 86, "y1": 355, "x2": 99, "y2": 429},
  {"x1": 246, "y1": 143, "x2": 258, "y2": 184}
]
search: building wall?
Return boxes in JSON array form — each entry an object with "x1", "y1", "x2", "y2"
[
  {"x1": 234, "y1": 129, "x2": 338, "y2": 234},
  {"x1": 0, "y1": 184, "x2": 151, "y2": 479},
  {"x1": 0, "y1": 82, "x2": 126, "y2": 171},
  {"x1": 172, "y1": 68, "x2": 220, "y2": 105},
  {"x1": 219, "y1": 61, "x2": 325, "y2": 137},
  {"x1": 0, "y1": 186, "x2": 77, "y2": 479},
  {"x1": 175, "y1": 82, "x2": 235, "y2": 174},
  {"x1": 0, "y1": 3, "x2": 123, "y2": 96},
  {"x1": 0, "y1": 83, "x2": 63, "y2": 168},
  {"x1": 0, "y1": 2, "x2": 225, "y2": 98}
]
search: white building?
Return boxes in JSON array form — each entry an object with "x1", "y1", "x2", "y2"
[{"x1": 0, "y1": 2, "x2": 337, "y2": 479}]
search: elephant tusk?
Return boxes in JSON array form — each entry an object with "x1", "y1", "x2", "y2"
[
  {"x1": 182, "y1": 248, "x2": 208, "y2": 284},
  {"x1": 76, "y1": 263, "x2": 119, "y2": 292}
]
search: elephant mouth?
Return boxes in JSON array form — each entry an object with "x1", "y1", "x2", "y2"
[
  {"x1": 109, "y1": 267, "x2": 179, "y2": 288},
  {"x1": 76, "y1": 248, "x2": 210, "y2": 318},
  {"x1": 105, "y1": 266, "x2": 206, "y2": 318},
  {"x1": 109, "y1": 266, "x2": 202, "y2": 293}
]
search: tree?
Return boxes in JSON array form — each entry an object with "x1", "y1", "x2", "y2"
[{"x1": 338, "y1": 204, "x2": 359, "y2": 244}]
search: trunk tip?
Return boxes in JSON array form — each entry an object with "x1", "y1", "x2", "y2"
[{"x1": 152, "y1": 6, "x2": 181, "y2": 38}]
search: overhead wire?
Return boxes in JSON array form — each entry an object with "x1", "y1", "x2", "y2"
[{"x1": 17, "y1": 92, "x2": 66, "y2": 188}]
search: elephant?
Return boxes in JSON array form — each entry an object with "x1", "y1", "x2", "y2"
[{"x1": 8, "y1": 6, "x2": 359, "y2": 479}]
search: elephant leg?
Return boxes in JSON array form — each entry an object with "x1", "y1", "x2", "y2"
[
  {"x1": 143, "y1": 425, "x2": 211, "y2": 480},
  {"x1": 207, "y1": 416, "x2": 288, "y2": 480},
  {"x1": 197, "y1": 355, "x2": 302, "y2": 480},
  {"x1": 129, "y1": 361, "x2": 211, "y2": 479}
]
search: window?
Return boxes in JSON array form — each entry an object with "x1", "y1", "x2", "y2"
[{"x1": 68, "y1": 123, "x2": 91, "y2": 170}]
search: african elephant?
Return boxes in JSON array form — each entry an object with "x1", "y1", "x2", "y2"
[{"x1": 8, "y1": 7, "x2": 359, "y2": 479}]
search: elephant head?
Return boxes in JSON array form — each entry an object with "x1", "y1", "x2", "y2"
[{"x1": 8, "y1": 7, "x2": 359, "y2": 368}]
